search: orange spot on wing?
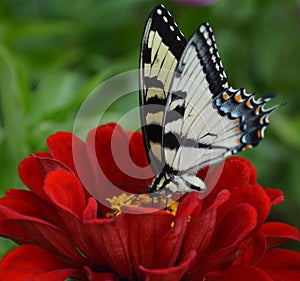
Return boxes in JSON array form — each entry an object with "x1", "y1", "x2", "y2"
[
  {"x1": 259, "y1": 116, "x2": 264, "y2": 124},
  {"x1": 246, "y1": 98, "x2": 253, "y2": 108},
  {"x1": 255, "y1": 107, "x2": 260, "y2": 115},
  {"x1": 222, "y1": 92, "x2": 230, "y2": 100},
  {"x1": 257, "y1": 130, "x2": 261, "y2": 139},
  {"x1": 234, "y1": 93, "x2": 242, "y2": 103}
]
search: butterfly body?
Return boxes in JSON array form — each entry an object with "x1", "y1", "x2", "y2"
[
  {"x1": 150, "y1": 166, "x2": 206, "y2": 193},
  {"x1": 140, "y1": 5, "x2": 280, "y2": 195}
]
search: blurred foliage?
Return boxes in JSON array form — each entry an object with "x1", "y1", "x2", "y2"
[{"x1": 0, "y1": 0, "x2": 299, "y2": 256}]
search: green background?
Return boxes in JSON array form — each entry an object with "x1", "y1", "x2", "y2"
[{"x1": 0, "y1": 0, "x2": 299, "y2": 255}]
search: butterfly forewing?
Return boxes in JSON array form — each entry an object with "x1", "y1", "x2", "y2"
[{"x1": 139, "y1": 4, "x2": 187, "y2": 174}]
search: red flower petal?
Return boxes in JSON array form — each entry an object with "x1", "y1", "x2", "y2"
[
  {"x1": 128, "y1": 131, "x2": 149, "y2": 168},
  {"x1": 47, "y1": 131, "x2": 95, "y2": 193},
  {"x1": 189, "y1": 203, "x2": 258, "y2": 278},
  {"x1": 0, "y1": 190, "x2": 63, "y2": 244},
  {"x1": 1, "y1": 189, "x2": 60, "y2": 222},
  {"x1": 182, "y1": 190, "x2": 230, "y2": 259},
  {"x1": 176, "y1": 192, "x2": 201, "y2": 219},
  {"x1": 32, "y1": 154, "x2": 72, "y2": 174},
  {"x1": 43, "y1": 171, "x2": 105, "y2": 265},
  {"x1": 44, "y1": 170, "x2": 86, "y2": 217},
  {"x1": 216, "y1": 184, "x2": 271, "y2": 234},
  {"x1": 204, "y1": 157, "x2": 257, "y2": 208},
  {"x1": 0, "y1": 245, "x2": 83, "y2": 281},
  {"x1": 21, "y1": 220, "x2": 88, "y2": 265},
  {"x1": 262, "y1": 222, "x2": 300, "y2": 247},
  {"x1": 87, "y1": 124, "x2": 152, "y2": 196},
  {"x1": 84, "y1": 216, "x2": 132, "y2": 279},
  {"x1": 83, "y1": 197, "x2": 98, "y2": 221},
  {"x1": 19, "y1": 153, "x2": 74, "y2": 201},
  {"x1": 121, "y1": 130, "x2": 153, "y2": 190},
  {"x1": 0, "y1": 218, "x2": 30, "y2": 244},
  {"x1": 123, "y1": 208, "x2": 174, "y2": 276},
  {"x1": 140, "y1": 250, "x2": 197, "y2": 281},
  {"x1": 47, "y1": 132, "x2": 84, "y2": 173},
  {"x1": 213, "y1": 203, "x2": 257, "y2": 250},
  {"x1": 87, "y1": 123, "x2": 129, "y2": 185},
  {"x1": 128, "y1": 131, "x2": 153, "y2": 187},
  {"x1": 85, "y1": 124, "x2": 129, "y2": 201},
  {"x1": 0, "y1": 195, "x2": 87, "y2": 265},
  {"x1": 18, "y1": 155, "x2": 48, "y2": 200},
  {"x1": 215, "y1": 264, "x2": 272, "y2": 281},
  {"x1": 257, "y1": 248, "x2": 300, "y2": 281},
  {"x1": 265, "y1": 188, "x2": 284, "y2": 205},
  {"x1": 235, "y1": 230, "x2": 266, "y2": 265},
  {"x1": 155, "y1": 193, "x2": 199, "y2": 268},
  {"x1": 84, "y1": 266, "x2": 118, "y2": 281}
]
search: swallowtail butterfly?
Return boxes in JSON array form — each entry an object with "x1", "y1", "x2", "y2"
[{"x1": 139, "y1": 4, "x2": 280, "y2": 195}]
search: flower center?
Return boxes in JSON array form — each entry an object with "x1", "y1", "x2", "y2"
[{"x1": 106, "y1": 193, "x2": 179, "y2": 217}]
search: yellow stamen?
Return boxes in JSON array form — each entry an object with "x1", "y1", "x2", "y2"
[
  {"x1": 106, "y1": 193, "x2": 179, "y2": 218},
  {"x1": 166, "y1": 201, "x2": 179, "y2": 216}
]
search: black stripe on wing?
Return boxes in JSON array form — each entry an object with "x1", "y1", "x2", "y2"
[
  {"x1": 139, "y1": 4, "x2": 187, "y2": 174},
  {"x1": 142, "y1": 4, "x2": 186, "y2": 61},
  {"x1": 178, "y1": 23, "x2": 228, "y2": 97}
]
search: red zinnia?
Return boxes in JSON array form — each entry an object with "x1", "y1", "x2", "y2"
[{"x1": 0, "y1": 123, "x2": 299, "y2": 281}]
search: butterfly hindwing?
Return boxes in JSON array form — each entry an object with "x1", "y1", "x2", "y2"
[{"x1": 139, "y1": 4, "x2": 187, "y2": 174}]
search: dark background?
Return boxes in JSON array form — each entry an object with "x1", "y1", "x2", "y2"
[{"x1": 0, "y1": 0, "x2": 299, "y2": 255}]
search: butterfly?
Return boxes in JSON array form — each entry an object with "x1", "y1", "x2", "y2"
[{"x1": 139, "y1": 4, "x2": 280, "y2": 195}]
